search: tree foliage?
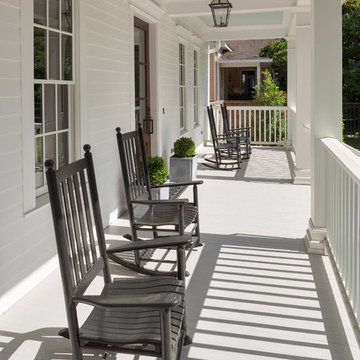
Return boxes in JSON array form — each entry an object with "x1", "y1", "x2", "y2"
[
  {"x1": 253, "y1": 70, "x2": 287, "y2": 106},
  {"x1": 343, "y1": 0, "x2": 360, "y2": 102},
  {"x1": 259, "y1": 39, "x2": 288, "y2": 92}
]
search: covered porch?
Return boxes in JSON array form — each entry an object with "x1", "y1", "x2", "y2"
[
  {"x1": 1, "y1": 0, "x2": 360, "y2": 359},
  {"x1": 1, "y1": 147, "x2": 360, "y2": 359}
]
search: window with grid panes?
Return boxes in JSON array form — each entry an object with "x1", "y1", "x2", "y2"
[
  {"x1": 193, "y1": 49, "x2": 199, "y2": 126},
  {"x1": 179, "y1": 43, "x2": 186, "y2": 130},
  {"x1": 34, "y1": 0, "x2": 74, "y2": 195}
]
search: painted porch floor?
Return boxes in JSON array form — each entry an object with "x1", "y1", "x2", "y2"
[{"x1": 1, "y1": 147, "x2": 360, "y2": 359}]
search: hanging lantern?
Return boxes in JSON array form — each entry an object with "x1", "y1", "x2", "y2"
[{"x1": 209, "y1": 0, "x2": 232, "y2": 27}]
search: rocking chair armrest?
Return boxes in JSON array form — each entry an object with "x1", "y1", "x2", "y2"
[
  {"x1": 227, "y1": 129, "x2": 250, "y2": 135},
  {"x1": 152, "y1": 180, "x2": 203, "y2": 188},
  {"x1": 106, "y1": 235, "x2": 191, "y2": 254},
  {"x1": 216, "y1": 134, "x2": 239, "y2": 142},
  {"x1": 73, "y1": 292, "x2": 181, "y2": 309},
  {"x1": 132, "y1": 198, "x2": 188, "y2": 205},
  {"x1": 232, "y1": 126, "x2": 251, "y2": 131}
]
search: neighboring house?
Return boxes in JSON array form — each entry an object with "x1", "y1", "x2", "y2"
[{"x1": 209, "y1": 39, "x2": 276, "y2": 103}]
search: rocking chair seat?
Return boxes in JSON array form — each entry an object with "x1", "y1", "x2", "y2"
[
  {"x1": 79, "y1": 277, "x2": 185, "y2": 348},
  {"x1": 135, "y1": 203, "x2": 198, "y2": 227}
]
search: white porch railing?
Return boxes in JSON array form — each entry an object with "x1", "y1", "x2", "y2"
[
  {"x1": 210, "y1": 105, "x2": 288, "y2": 146},
  {"x1": 323, "y1": 137, "x2": 360, "y2": 327}
]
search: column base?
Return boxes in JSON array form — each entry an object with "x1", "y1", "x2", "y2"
[
  {"x1": 293, "y1": 167, "x2": 311, "y2": 185},
  {"x1": 286, "y1": 148, "x2": 311, "y2": 185},
  {"x1": 305, "y1": 218, "x2": 327, "y2": 254}
]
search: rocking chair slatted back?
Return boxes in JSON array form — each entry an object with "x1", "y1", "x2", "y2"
[
  {"x1": 207, "y1": 106, "x2": 219, "y2": 147},
  {"x1": 46, "y1": 146, "x2": 111, "y2": 297},
  {"x1": 220, "y1": 103, "x2": 231, "y2": 135},
  {"x1": 117, "y1": 126, "x2": 151, "y2": 205}
]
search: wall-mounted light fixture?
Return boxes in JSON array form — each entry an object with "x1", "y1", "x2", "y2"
[{"x1": 209, "y1": 0, "x2": 232, "y2": 27}]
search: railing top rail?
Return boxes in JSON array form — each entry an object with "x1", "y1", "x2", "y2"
[
  {"x1": 321, "y1": 137, "x2": 360, "y2": 182},
  {"x1": 211, "y1": 105, "x2": 288, "y2": 110}
]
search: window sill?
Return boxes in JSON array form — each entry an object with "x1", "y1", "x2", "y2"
[{"x1": 24, "y1": 192, "x2": 50, "y2": 217}]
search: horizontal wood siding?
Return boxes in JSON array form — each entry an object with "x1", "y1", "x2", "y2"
[
  {"x1": 158, "y1": 18, "x2": 208, "y2": 164},
  {"x1": 0, "y1": 1, "x2": 56, "y2": 300},
  {"x1": 0, "y1": 0, "x2": 208, "y2": 311},
  {"x1": 83, "y1": 0, "x2": 132, "y2": 225}
]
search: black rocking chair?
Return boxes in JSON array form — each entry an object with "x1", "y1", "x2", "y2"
[
  {"x1": 45, "y1": 145, "x2": 192, "y2": 360},
  {"x1": 221, "y1": 103, "x2": 251, "y2": 159},
  {"x1": 109, "y1": 124, "x2": 203, "y2": 276},
  {"x1": 205, "y1": 105, "x2": 242, "y2": 170}
]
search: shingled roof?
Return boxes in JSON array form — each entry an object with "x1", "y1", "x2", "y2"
[{"x1": 219, "y1": 39, "x2": 278, "y2": 61}]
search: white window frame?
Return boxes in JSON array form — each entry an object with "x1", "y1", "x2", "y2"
[
  {"x1": 33, "y1": 0, "x2": 75, "y2": 197},
  {"x1": 179, "y1": 42, "x2": 186, "y2": 131},
  {"x1": 193, "y1": 48, "x2": 199, "y2": 126},
  {"x1": 21, "y1": 0, "x2": 77, "y2": 212}
]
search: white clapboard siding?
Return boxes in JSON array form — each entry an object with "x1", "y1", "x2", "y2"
[
  {"x1": 0, "y1": 2, "x2": 58, "y2": 311},
  {"x1": 83, "y1": 0, "x2": 132, "y2": 225}
]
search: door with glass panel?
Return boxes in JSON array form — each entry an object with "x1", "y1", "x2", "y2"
[
  {"x1": 34, "y1": 0, "x2": 74, "y2": 195},
  {"x1": 134, "y1": 17, "x2": 151, "y2": 154}
]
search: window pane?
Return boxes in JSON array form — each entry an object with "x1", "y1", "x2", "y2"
[
  {"x1": 58, "y1": 132, "x2": 69, "y2": 169},
  {"x1": 62, "y1": 0, "x2": 72, "y2": 32},
  {"x1": 194, "y1": 50, "x2": 198, "y2": 67},
  {"x1": 179, "y1": 88, "x2": 183, "y2": 107},
  {"x1": 134, "y1": 27, "x2": 146, "y2": 63},
  {"x1": 135, "y1": 99, "x2": 146, "y2": 125},
  {"x1": 34, "y1": 27, "x2": 47, "y2": 79},
  {"x1": 35, "y1": 137, "x2": 44, "y2": 188},
  {"x1": 34, "y1": 0, "x2": 46, "y2": 26},
  {"x1": 62, "y1": 34, "x2": 72, "y2": 80},
  {"x1": 45, "y1": 84, "x2": 56, "y2": 133},
  {"x1": 49, "y1": 0, "x2": 60, "y2": 29},
  {"x1": 180, "y1": 108, "x2": 184, "y2": 129},
  {"x1": 45, "y1": 134, "x2": 56, "y2": 168},
  {"x1": 58, "y1": 85, "x2": 69, "y2": 130},
  {"x1": 49, "y1": 31, "x2": 60, "y2": 80},
  {"x1": 34, "y1": 84, "x2": 43, "y2": 135}
]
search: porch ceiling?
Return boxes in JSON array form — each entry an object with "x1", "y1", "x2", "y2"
[{"x1": 164, "y1": 0, "x2": 311, "y2": 41}]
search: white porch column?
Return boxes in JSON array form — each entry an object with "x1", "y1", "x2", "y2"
[
  {"x1": 306, "y1": 0, "x2": 342, "y2": 254},
  {"x1": 287, "y1": 38, "x2": 296, "y2": 151},
  {"x1": 293, "y1": 8, "x2": 312, "y2": 184}
]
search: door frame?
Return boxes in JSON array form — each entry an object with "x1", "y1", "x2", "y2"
[{"x1": 134, "y1": 16, "x2": 151, "y2": 153}]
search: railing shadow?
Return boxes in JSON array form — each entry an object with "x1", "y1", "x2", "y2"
[
  {"x1": 181, "y1": 232, "x2": 355, "y2": 360},
  {"x1": 0, "y1": 328, "x2": 116, "y2": 359}
]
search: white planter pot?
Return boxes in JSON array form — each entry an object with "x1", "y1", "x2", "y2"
[
  {"x1": 169, "y1": 156, "x2": 197, "y2": 182},
  {"x1": 150, "y1": 184, "x2": 169, "y2": 200}
]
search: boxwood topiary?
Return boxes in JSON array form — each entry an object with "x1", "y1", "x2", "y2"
[
  {"x1": 146, "y1": 156, "x2": 168, "y2": 186},
  {"x1": 173, "y1": 137, "x2": 195, "y2": 158}
]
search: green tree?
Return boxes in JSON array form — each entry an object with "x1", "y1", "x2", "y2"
[
  {"x1": 253, "y1": 70, "x2": 287, "y2": 142},
  {"x1": 259, "y1": 39, "x2": 288, "y2": 92},
  {"x1": 253, "y1": 70, "x2": 287, "y2": 106},
  {"x1": 343, "y1": 0, "x2": 360, "y2": 102}
]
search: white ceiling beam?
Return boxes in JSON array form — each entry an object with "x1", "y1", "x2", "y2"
[
  {"x1": 166, "y1": 0, "x2": 297, "y2": 17},
  {"x1": 201, "y1": 26, "x2": 288, "y2": 41}
]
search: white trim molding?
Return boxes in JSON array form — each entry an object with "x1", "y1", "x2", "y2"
[
  {"x1": 129, "y1": 0, "x2": 165, "y2": 23},
  {"x1": 0, "y1": 256, "x2": 59, "y2": 316},
  {"x1": 176, "y1": 25, "x2": 193, "y2": 42}
]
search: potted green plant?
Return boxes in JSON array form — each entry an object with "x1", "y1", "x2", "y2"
[
  {"x1": 147, "y1": 155, "x2": 169, "y2": 199},
  {"x1": 170, "y1": 137, "x2": 197, "y2": 182}
]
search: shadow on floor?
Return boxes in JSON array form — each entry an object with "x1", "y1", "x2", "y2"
[
  {"x1": 0, "y1": 232, "x2": 355, "y2": 359},
  {"x1": 197, "y1": 147, "x2": 293, "y2": 184},
  {"x1": 182, "y1": 232, "x2": 354, "y2": 360},
  {"x1": 0, "y1": 328, "x2": 117, "y2": 359}
]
